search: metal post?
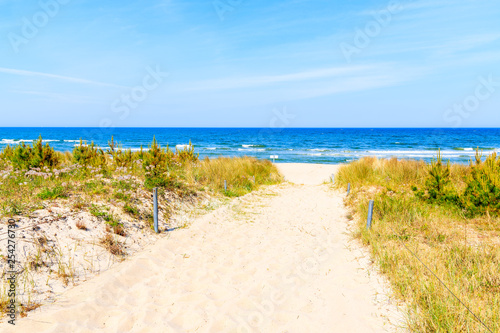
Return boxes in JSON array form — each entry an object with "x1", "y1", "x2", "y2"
[
  {"x1": 347, "y1": 183, "x2": 351, "y2": 195},
  {"x1": 153, "y1": 187, "x2": 159, "y2": 233},
  {"x1": 331, "y1": 174, "x2": 334, "y2": 183},
  {"x1": 366, "y1": 200, "x2": 374, "y2": 229},
  {"x1": 224, "y1": 180, "x2": 227, "y2": 192}
]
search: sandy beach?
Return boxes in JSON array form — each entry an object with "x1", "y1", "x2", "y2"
[{"x1": 5, "y1": 163, "x2": 405, "y2": 332}]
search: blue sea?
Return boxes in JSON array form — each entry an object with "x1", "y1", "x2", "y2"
[{"x1": 0, "y1": 128, "x2": 499, "y2": 164}]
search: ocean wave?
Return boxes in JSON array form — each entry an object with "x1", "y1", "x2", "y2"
[
  {"x1": 64, "y1": 140, "x2": 81, "y2": 143},
  {"x1": 176, "y1": 144, "x2": 191, "y2": 150},
  {"x1": 308, "y1": 148, "x2": 329, "y2": 152},
  {"x1": 0, "y1": 139, "x2": 60, "y2": 144},
  {"x1": 237, "y1": 148, "x2": 265, "y2": 152},
  {"x1": 366, "y1": 150, "x2": 476, "y2": 155},
  {"x1": 242, "y1": 144, "x2": 266, "y2": 148},
  {"x1": 453, "y1": 147, "x2": 496, "y2": 151},
  {"x1": 205, "y1": 147, "x2": 217, "y2": 150}
]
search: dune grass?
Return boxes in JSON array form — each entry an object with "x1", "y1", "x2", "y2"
[
  {"x1": 0, "y1": 136, "x2": 282, "y2": 219},
  {"x1": 185, "y1": 156, "x2": 282, "y2": 197},
  {"x1": 336, "y1": 156, "x2": 500, "y2": 332},
  {"x1": 0, "y1": 137, "x2": 282, "y2": 317}
]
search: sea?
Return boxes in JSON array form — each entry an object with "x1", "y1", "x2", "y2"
[{"x1": 0, "y1": 128, "x2": 499, "y2": 164}]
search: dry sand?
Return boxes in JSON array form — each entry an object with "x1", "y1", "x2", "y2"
[{"x1": 6, "y1": 163, "x2": 406, "y2": 332}]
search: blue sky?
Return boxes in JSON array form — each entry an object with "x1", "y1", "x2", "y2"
[{"x1": 0, "y1": 0, "x2": 499, "y2": 127}]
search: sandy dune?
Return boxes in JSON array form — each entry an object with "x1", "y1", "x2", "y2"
[{"x1": 6, "y1": 163, "x2": 405, "y2": 332}]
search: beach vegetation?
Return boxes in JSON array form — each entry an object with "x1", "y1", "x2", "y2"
[
  {"x1": 123, "y1": 203, "x2": 140, "y2": 217},
  {"x1": 72, "y1": 139, "x2": 107, "y2": 168},
  {"x1": 2, "y1": 136, "x2": 61, "y2": 170},
  {"x1": 38, "y1": 186, "x2": 68, "y2": 200},
  {"x1": 75, "y1": 220, "x2": 87, "y2": 230},
  {"x1": 100, "y1": 234, "x2": 125, "y2": 256},
  {"x1": 460, "y1": 151, "x2": 500, "y2": 216},
  {"x1": 336, "y1": 154, "x2": 500, "y2": 332}
]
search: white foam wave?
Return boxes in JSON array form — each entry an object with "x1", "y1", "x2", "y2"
[
  {"x1": 73, "y1": 144, "x2": 105, "y2": 150},
  {"x1": 237, "y1": 148, "x2": 265, "y2": 152},
  {"x1": 366, "y1": 150, "x2": 476, "y2": 155}
]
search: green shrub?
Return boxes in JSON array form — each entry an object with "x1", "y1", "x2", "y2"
[
  {"x1": 176, "y1": 141, "x2": 199, "y2": 164},
  {"x1": 414, "y1": 150, "x2": 458, "y2": 204},
  {"x1": 73, "y1": 140, "x2": 107, "y2": 168},
  {"x1": 113, "y1": 149, "x2": 135, "y2": 167},
  {"x1": 142, "y1": 137, "x2": 177, "y2": 189},
  {"x1": 460, "y1": 150, "x2": 500, "y2": 216},
  {"x1": 107, "y1": 136, "x2": 137, "y2": 168},
  {"x1": 5, "y1": 136, "x2": 61, "y2": 170},
  {"x1": 0, "y1": 145, "x2": 14, "y2": 163}
]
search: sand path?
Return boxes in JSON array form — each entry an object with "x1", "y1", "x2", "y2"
[{"x1": 7, "y1": 164, "x2": 404, "y2": 332}]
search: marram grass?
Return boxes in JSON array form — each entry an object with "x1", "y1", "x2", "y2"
[
  {"x1": 0, "y1": 136, "x2": 282, "y2": 218},
  {"x1": 336, "y1": 156, "x2": 500, "y2": 332},
  {"x1": 0, "y1": 137, "x2": 282, "y2": 316}
]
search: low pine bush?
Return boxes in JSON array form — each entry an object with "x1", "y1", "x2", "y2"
[
  {"x1": 107, "y1": 136, "x2": 138, "y2": 168},
  {"x1": 460, "y1": 150, "x2": 500, "y2": 216},
  {"x1": 73, "y1": 140, "x2": 107, "y2": 168},
  {"x1": 413, "y1": 150, "x2": 458, "y2": 204},
  {"x1": 5, "y1": 136, "x2": 61, "y2": 170},
  {"x1": 142, "y1": 137, "x2": 177, "y2": 189},
  {"x1": 176, "y1": 141, "x2": 199, "y2": 164}
]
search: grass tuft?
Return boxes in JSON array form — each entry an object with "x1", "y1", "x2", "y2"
[
  {"x1": 100, "y1": 234, "x2": 125, "y2": 256},
  {"x1": 337, "y1": 156, "x2": 500, "y2": 332}
]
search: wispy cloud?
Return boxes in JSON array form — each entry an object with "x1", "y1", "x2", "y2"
[
  {"x1": 9, "y1": 89, "x2": 105, "y2": 104},
  {"x1": 434, "y1": 33, "x2": 500, "y2": 56},
  {"x1": 0, "y1": 67, "x2": 129, "y2": 89},
  {"x1": 178, "y1": 65, "x2": 376, "y2": 92}
]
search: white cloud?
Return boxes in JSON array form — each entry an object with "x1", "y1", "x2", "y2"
[
  {"x1": 0, "y1": 67, "x2": 129, "y2": 89},
  {"x1": 177, "y1": 65, "x2": 375, "y2": 92}
]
